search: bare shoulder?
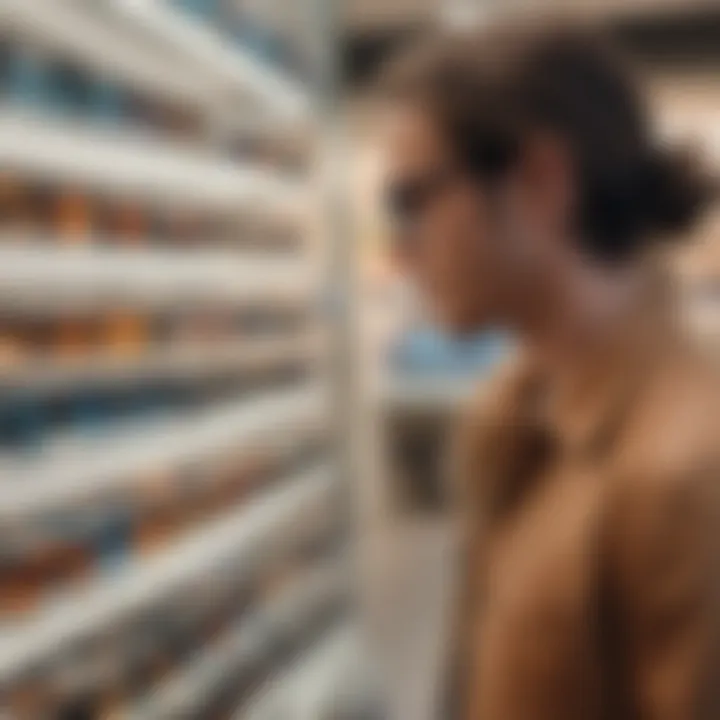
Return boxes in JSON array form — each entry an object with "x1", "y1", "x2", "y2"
[
  {"x1": 456, "y1": 353, "x2": 539, "y2": 441},
  {"x1": 610, "y1": 346, "x2": 720, "y2": 535},
  {"x1": 450, "y1": 354, "x2": 543, "y2": 512}
]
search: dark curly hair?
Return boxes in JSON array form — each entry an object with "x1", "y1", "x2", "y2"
[{"x1": 381, "y1": 24, "x2": 716, "y2": 263}]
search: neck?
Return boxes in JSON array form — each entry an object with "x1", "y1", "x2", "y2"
[{"x1": 515, "y1": 253, "x2": 649, "y2": 386}]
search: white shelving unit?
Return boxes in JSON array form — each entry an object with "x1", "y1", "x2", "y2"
[
  {"x1": 0, "y1": 246, "x2": 317, "y2": 313},
  {"x1": 128, "y1": 563, "x2": 348, "y2": 720},
  {"x1": 0, "y1": 467, "x2": 338, "y2": 684},
  {"x1": 0, "y1": 109, "x2": 305, "y2": 210},
  {"x1": 0, "y1": 1, "x2": 365, "y2": 716},
  {"x1": 0, "y1": 385, "x2": 327, "y2": 520},
  {"x1": 0, "y1": 333, "x2": 321, "y2": 393},
  {"x1": 239, "y1": 623, "x2": 368, "y2": 720},
  {"x1": 104, "y1": 0, "x2": 311, "y2": 120},
  {"x1": 0, "y1": 0, "x2": 216, "y2": 108}
]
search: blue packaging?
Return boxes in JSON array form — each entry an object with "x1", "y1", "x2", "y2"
[
  {"x1": 7, "y1": 46, "x2": 50, "y2": 108},
  {"x1": 68, "y1": 391, "x2": 112, "y2": 437},
  {"x1": 93, "y1": 81, "x2": 126, "y2": 126},
  {"x1": 94, "y1": 509, "x2": 133, "y2": 573},
  {"x1": 0, "y1": 394, "x2": 47, "y2": 452}
]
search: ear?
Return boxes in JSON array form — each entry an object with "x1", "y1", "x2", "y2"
[{"x1": 519, "y1": 131, "x2": 576, "y2": 233}]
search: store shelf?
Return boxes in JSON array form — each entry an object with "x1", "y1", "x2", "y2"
[
  {"x1": 0, "y1": 385, "x2": 327, "y2": 521},
  {"x1": 0, "y1": 2, "x2": 355, "y2": 713},
  {"x1": 367, "y1": 522, "x2": 457, "y2": 720},
  {"x1": 0, "y1": 335, "x2": 320, "y2": 394},
  {"x1": 239, "y1": 624, "x2": 363, "y2": 720},
  {"x1": 519, "y1": 0, "x2": 719, "y2": 21},
  {"x1": 282, "y1": 627, "x2": 368, "y2": 720},
  {"x1": 0, "y1": 110, "x2": 305, "y2": 211},
  {"x1": 109, "y1": 0, "x2": 310, "y2": 121},
  {"x1": 0, "y1": 0, "x2": 215, "y2": 108},
  {"x1": 0, "y1": 246, "x2": 317, "y2": 314},
  {"x1": 0, "y1": 465, "x2": 338, "y2": 686},
  {"x1": 436, "y1": 0, "x2": 720, "y2": 28},
  {"x1": 129, "y1": 564, "x2": 347, "y2": 719}
]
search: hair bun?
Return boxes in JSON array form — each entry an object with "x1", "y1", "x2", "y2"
[{"x1": 638, "y1": 146, "x2": 717, "y2": 240}]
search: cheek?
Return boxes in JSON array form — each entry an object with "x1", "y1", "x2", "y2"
[
  {"x1": 419, "y1": 202, "x2": 489, "y2": 317},
  {"x1": 417, "y1": 211, "x2": 467, "y2": 288},
  {"x1": 440, "y1": 198, "x2": 493, "y2": 283}
]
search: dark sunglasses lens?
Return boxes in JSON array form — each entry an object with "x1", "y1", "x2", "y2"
[{"x1": 385, "y1": 181, "x2": 426, "y2": 226}]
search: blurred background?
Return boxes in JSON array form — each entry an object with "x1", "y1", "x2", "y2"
[{"x1": 0, "y1": 1, "x2": 716, "y2": 718}]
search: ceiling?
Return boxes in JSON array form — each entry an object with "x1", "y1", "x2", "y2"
[
  {"x1": 344, "y1": 0, "x2": 436, "y2": 32},
  {"x1": 343, "y1": 0, "x2": 720, "y2": 85},
  {"x1": 344, "y1": 0, "x2": 720, "y2": 31}
]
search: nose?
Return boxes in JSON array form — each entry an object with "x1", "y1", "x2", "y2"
[{"x1": 389, "y1": 227, "x2": 418, "y2": 274}]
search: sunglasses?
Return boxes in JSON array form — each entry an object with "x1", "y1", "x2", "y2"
[{"x1": 384, "y1": 166, "x2": 460, "y2": 231}]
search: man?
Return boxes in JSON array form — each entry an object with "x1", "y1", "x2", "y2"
[{"x1": 379, "y1": 24, "x2": 720, "y2": 719}]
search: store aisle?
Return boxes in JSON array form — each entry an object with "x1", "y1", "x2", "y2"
[{"x1": 361, "y1": 518, "x2": 457, "y2": 720}]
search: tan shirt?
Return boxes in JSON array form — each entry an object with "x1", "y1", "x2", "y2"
[{"x1": 451, "y1": 285, "x2": 720, "y2": 720}]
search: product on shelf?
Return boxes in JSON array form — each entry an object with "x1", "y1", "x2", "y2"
[
  {"x1": 0, "y1": 534, "x2": 94, "y2": 618},
  {"x1": 0, "y1": 35, "x2": 12, "y2": 92},
  {"x1": 133, "y1": 468, "x2": 182, "y2": 555},
  {"x1": 104, "y1": 199, "x2": 147, "y2": 245},
  {"x1": 54, "y1": 317, "x2": 99, "y2": 359},
  {"x1": 0, "y1": 347, "x2": 312, "y2": 456},
  {"x1": 0, "y1": 172, "x2": 34, "y2": 237},
  {"x1": 122, "y1": 617, "x2": 168, "y2": 698},
  {"x1": 91, "y1": 507, "x2": 135, "y2": 575},
  {"x1": 0, "y1": 4, "x2": 336, "y2": 715},
  {"x1": 2, "y1": 513, "x2": 343, "y2": 717},
  {"x1": 163, "y1": 206, "x2": 197, "y2": 247},
  {"x1": 0, "y1": 170, "x2": 309, "y2": 249},
  {"x1": 5, "y1": 43, "x2": 51, "y2": 108},
  {"x1": 115, "y1": 575, "x2": 255, "y2": 711},
  {"x1": 49, "y1": 59, "x2": 95, "y2": 118},
  {"x1": 156, "y1": 101, "x2": 203, "y2": 143},
  {"x1": 93, "y1": 81, "x2": 126, "y2": 127},
  {"x1": 4, "y1": 669, "x2": 53, "y2": 720},
  {"x1": 102, "y1": 312, "x2": 150, "y2": 358},
  {"x1": 0, "y1": 319, "x2": 28, "y2": 368},
  {"x1": 0, "y1": 392, "x2": 47, "y2": 450},
  {"x1": 0, "y1": 429, "x2": 326, "y2": 620},
  {"x1": 266, "y1": 220, "x2": 303, "y2": 253},
  {"x1": 53, "y1": 188, "x2": 93, "y2": 243},
  {"x1": 0, "y1": 34, "x2": 203, "y2": 145}
]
